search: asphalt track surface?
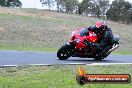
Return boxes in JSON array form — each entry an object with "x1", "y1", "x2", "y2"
[{"x1": 0, "y1": 50, "x2": 132, "y2": 66}]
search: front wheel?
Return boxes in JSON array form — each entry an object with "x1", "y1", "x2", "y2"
[{"x1": 57, "y1": 44, "x2": 74, "y2": 60}]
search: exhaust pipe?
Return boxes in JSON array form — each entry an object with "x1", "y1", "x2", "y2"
[{"x1": 108, "y1": 44, "x2": 119, "y2": 53}]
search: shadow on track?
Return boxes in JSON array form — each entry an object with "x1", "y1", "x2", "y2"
[{"x1": 56, "y1": 57, "x2": 114, "y2": 64}]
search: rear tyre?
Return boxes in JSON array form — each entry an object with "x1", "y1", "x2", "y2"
[
  {"x1": 57, "y1": 44, "x2": 74, "y2": 60},
  {"x1": 94, "y1": 46, "x2": 112, "y2": 61},
  {"x1": 94, "y1": 51, "x2": 111, "y2": 61},
  {"x1": 94, "y1": 56, "x2": 104, "y2": 61}
]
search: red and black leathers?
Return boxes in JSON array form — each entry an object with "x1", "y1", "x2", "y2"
[{"x1": 87, "y1": 25, "x2": 114, "y2": 55}]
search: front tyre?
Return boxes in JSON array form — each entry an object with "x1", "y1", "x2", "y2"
[{"x1": 57, "y1": 44, "x2": 74, "y2": 60}]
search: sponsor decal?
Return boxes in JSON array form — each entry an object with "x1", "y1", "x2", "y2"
[{"x1": 76, "y1": 66, "x2": 131, "y2": 85}]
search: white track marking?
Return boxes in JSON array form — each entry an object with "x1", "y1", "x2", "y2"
[{"x1": 0, "y1": 63, "x2": 132, "y2": 67}]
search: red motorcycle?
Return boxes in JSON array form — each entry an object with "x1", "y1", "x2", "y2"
[{"x1": 57, "y1": 27, "x2": 119, "y2": 60}]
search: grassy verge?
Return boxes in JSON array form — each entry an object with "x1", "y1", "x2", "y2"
[
  {"x1": 0, "y1": 65, "x2": 131, "y2": 88},
  {"x1": 112, "y1": 51, "x2": 132, "y2": 55},
  {"x1": 0, "y1": 46, "x2": 57, "y2": 52},
  {"x1": 0, "y1": 11, "x2": 132, "y2": 54},
  {"x1": 0, "y1": 45, "x2": 132, "y2": 55}
]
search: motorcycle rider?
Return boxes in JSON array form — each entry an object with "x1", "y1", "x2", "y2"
[{"x1": 87, "y1": 20, "x2": 114, "y2": 56}]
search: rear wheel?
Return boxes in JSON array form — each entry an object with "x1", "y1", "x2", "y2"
[
  {"x1": 94, "y1": 46, "x2": 112, "y2": 61},
  {"x1": 57, "y1": 44, "x2": 74, "y2": 60},
  {"x1": 94, "y1": 51, "x2": 111, "y2": 61},
  {"x1": 94, "y1": 56, "x2": 104, "y2": 61}
]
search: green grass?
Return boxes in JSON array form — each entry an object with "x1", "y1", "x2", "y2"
[
  {"x1": 0, "y1": 65, "x2": 131, "y2": 88},
  {"x1": 0, "y1": 45, "x2": 57, "y2": 52},
  {"x1": 112, "y1": 51, "x2": 132, "y2": 55},
  {"x1": 0, "y1": 13, "x2": 33, "y2": 20},
  {"x1": 0, "y1": 13, "x2": 131, "y2": 54},
  {"x1": 0, "y1": 13, "x2": 88, "y2": 28},
  {"x1": 0, "y1": 10, "x2": 132, "y2": 54},
  {"x1": 0, "y1": 45, "x2": 132, "y2": 55}
]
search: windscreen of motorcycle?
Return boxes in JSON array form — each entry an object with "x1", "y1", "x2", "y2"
[{"x1": 78, "y1": 28, "x2": 89, "y2": 36}]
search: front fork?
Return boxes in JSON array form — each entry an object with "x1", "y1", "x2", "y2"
[
  {"x1": 64, "y1": 42, "x2": 76, "y2": 48},
  {"x1": 64, "y1": 42, "x2": 76, "y2": 55}
]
